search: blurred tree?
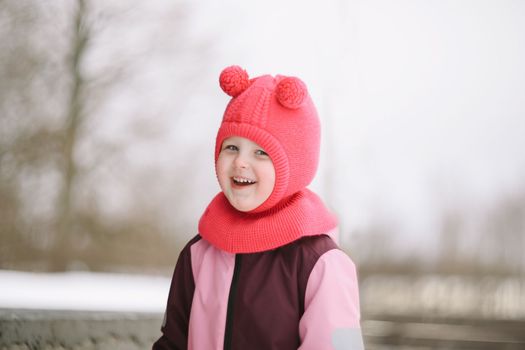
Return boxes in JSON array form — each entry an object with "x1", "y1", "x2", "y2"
[
  {"x1": 1, "y1": 0, "x2": 206, "y2": 272},
  {"x1": 437, "y1": 210, "x2": 463, "y2": 273},
  {"x1": 53, "y1": 0, "x2": 90, "y2": 271},
  {"x1": 478, "y1": 190, "x2": 525, "y2": 275},
  {"x1": 0, "y1": 1, "x2": 66, "y2": 268},
  {"x1": 432, "y1": 188, "x2": 525, "y2": 276}
]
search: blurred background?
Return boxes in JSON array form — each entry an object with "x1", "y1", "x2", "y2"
[{"x1": 1, "y1": 0, "x2": 525, "y2": 349}]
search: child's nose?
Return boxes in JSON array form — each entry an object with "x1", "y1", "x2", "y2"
[{"x1": 233, "y1": 153, "x2": 249, "y2": 168}]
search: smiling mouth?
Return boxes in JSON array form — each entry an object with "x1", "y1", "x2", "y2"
[{"x1": 232, "y1": 176, "x2": 256, "y2": 186}]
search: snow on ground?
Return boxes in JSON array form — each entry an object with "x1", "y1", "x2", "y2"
[
  {"x1": 0, "y1": 270, "x2": 170, "y2": 313},
  {"x1": 4, "y1": 269, "x2": 524, "y2": 320}
]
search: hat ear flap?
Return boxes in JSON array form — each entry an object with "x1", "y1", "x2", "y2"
[
  {"x1": 276, "y1": 77, "x2": 307, "y2": 109},
  {"x1": 219, "y1": 65, "x2": 250, "y2": 97}
]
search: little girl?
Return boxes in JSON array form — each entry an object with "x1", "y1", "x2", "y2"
[{"x1": 153, "y1": 66, "x2": 364, "y2": 349}]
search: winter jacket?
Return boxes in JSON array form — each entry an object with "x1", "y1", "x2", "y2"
[{"x1": 153, "y1": 234, "x2": 364, "y2": 350}]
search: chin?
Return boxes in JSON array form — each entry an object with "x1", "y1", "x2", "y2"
[
  {"x1": 230, "y1": 200, "x2": 259, "y2": 212},
  {"x1": 233, "y1": 204, "x2": 255, "y2": 212}
]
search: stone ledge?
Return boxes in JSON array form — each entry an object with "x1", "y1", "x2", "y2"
[{"x1": 0, "y1": 309, "x2": 163, "y2": 350}]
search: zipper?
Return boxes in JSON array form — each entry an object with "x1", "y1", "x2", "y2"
[{"x1": 224, "y1": 254, "x2": 242, "y2": 350}]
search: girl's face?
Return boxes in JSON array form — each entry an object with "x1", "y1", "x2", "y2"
[{"x1": 216, "y1": 136, "x2": 275, "y2": 212}]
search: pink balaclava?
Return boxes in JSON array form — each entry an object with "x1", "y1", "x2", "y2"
[
  {"x1": 199, "y1": 65, "x2": 337, "y2": 253},
  {"x1": 215, "y1": 65, "x2": 320, "y2": 212}
]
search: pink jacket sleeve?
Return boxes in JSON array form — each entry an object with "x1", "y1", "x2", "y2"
[{"x1": 298, "y1": 249, "x2": 365, "y2": 350}]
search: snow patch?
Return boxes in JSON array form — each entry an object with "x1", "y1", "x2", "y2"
[{"x1": 0, "y1": 270, "x2": 171, "y2": 313}]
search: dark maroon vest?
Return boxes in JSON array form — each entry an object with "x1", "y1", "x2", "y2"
[{"x1": 153, "y1": 234, "x2": 338, "y2": 350}]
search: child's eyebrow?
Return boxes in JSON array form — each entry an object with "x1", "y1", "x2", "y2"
[{"x1": 222, "y1": 143, "x2": 238, "y2": 149}]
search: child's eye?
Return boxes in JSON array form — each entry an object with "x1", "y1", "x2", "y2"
[
  {"x1": 223, "y1": 145, "x2": 238, "y2": 151},
  {"x1": 255, "y1": 149, "x2": 269, "y2": 156}
]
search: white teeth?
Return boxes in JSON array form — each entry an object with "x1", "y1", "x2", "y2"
[{"x1": 233, "y1": 177, "x2": 256, "y2": 184}]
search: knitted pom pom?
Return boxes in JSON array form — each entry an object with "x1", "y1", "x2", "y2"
[
  {"x1": 275, "y1": 77, "x2": 307, "y2": 109},
  {"x1": 219, "y1": 66, "x2": 250, "y2": 97}
]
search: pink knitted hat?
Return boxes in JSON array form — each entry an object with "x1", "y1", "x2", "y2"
[
  {"x1": 199, "y1": 65, "x2": 336, "y2": 253},
  {"x1": 216, "y1": 65, "x2": 321, "y2": 213}
]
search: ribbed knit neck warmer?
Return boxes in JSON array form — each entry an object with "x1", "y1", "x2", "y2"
[
  {"x1": 198, "y1": 66, "x2": 338, "y2": 253},
  {"x1": 199, "y1": 189, "x2": 337, "y2": 253}
]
